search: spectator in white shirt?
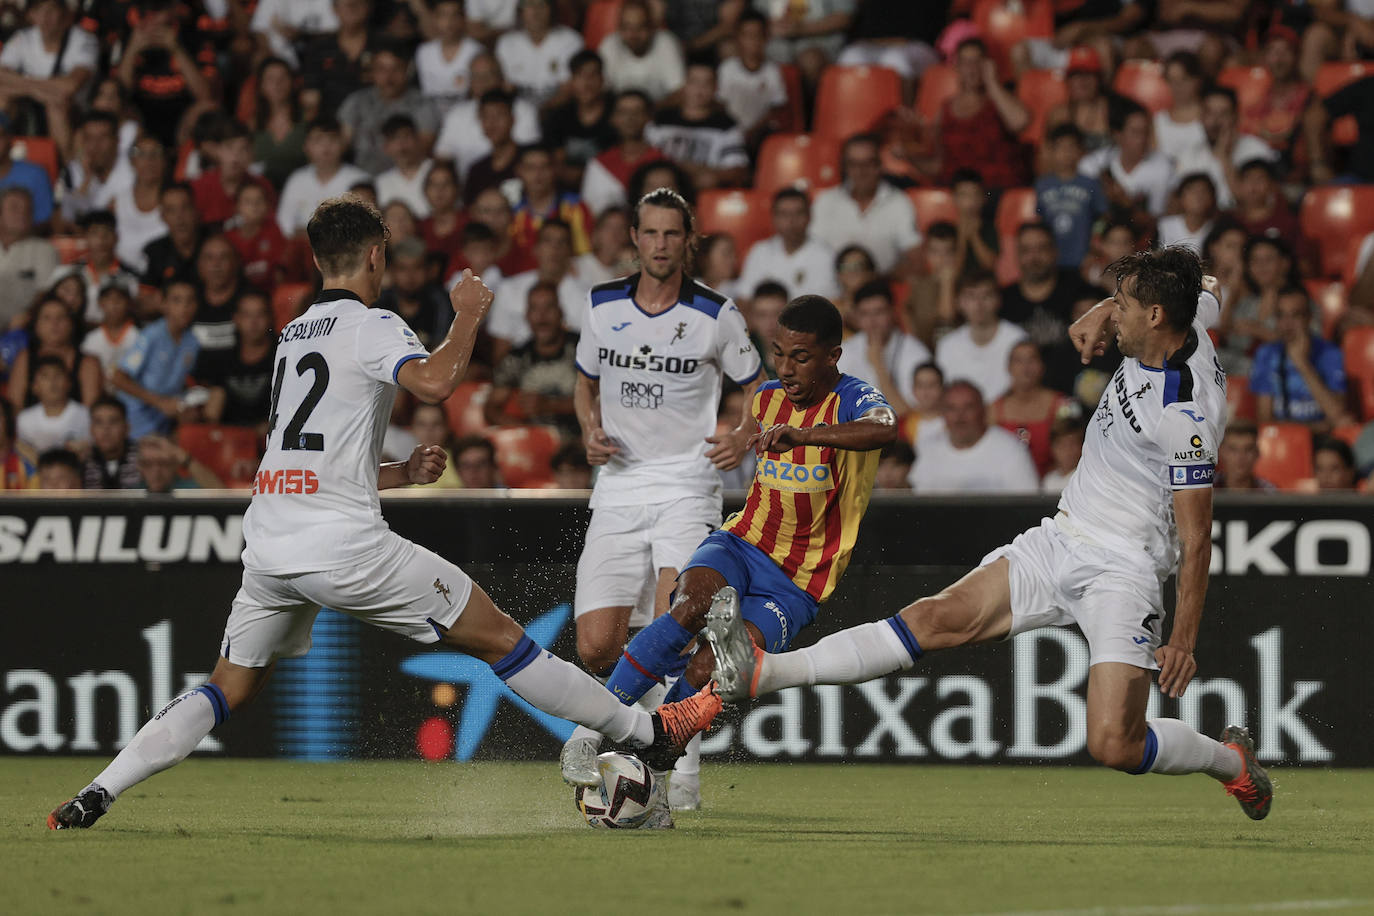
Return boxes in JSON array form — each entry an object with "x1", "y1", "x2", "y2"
[
  {"x1": 837, "y1": 280, "x2": 932, "y2": 409},
  {"x1": 1156, "y1": 173, "x2": 1216, "y2": 255},
  {"x1": 16, "y1": 355, "x2": 90, "y2": 456},
  {"x1": 433, "y1": 52, "x2": 541, "y2": 181},
  {"x1": 935, "y1": 270, "x2": 1029, "y2": 403},
  {"x1": 112, "y1": 135, "x2": 168, "y2": 273},
  {"x1": 716, "y1": 10, "x2": 789, "y2": 142},
  {"x1": 58, "y1": 112, "x2": 134, "y2": 226},
  {"x1": 494, "y1": 0, "x2": 583, "y2": 106},
  {"x1": 737, "y1": 187, "x2": 839, "y2": 305},
  {"x1": 81, "y1": 282, "x2": 141, "y2": 381},
  {"x1": 645, "y1": 58, "x2": 749, "y2": 191},
  {"x1": 415, "y1": 0, "x2": 485, "y2": 105},
  {"x1": 0, "y1": 186, "x2": 57, "y2": 328},
  {"x1": 1040, "y1": 415, "x2": 1086, "y2": 494},
  {"x1": 598, "y1": 0, "x2": 685, "y2": 101},
  {"x1": 375, "y1": 115, "x2": 435, "y2": 219},
  {"x1": 250, "y1": 0, "x2": 338, "y2": 68},
  {"x1": 1078, "y1": 100, "x2": 1174, "y2": 218},
  {"x1": 1170, "y1": 84, "x2": 1278, "y2": 210},
  {"x1": 276, "y1": 118, "x2": 370, "y2": 237},
  {"x1": 572, "y1": 206, "x2": 631, "y2": 299},
  {"x1": 0, "y1": 0, "x2": 98, "y2": 135},
  {"x1": 811, "y1": 133, "x2": 922, "y2": 275},
  {"x1": 465, "y1": 0, "x2": 518, "y2": 43},
  {"x1": 487, "y1": 218, "x2": 585, "y2": 359},
  {"x1": 907, "y1": 380, "x2": 1039, "y2": 492}
]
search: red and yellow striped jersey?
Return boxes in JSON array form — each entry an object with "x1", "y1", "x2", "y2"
[{"x1": 723, "y1": 375, "x2": 888, "y2": 602}]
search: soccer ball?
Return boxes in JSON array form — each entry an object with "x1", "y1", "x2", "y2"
[{"x1": 574, "y1": 752, "x2": 661, "y2": 829}]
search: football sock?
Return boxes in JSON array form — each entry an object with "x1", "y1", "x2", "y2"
[
  {"x1": 674, "y1": 733, "x2": 702, "y2": 777},
  {"x1": 90, "y1": 684, "x2": 228, "y2": 800},
  {"x1": 755, "y1": 617, "x2": 920, "y2": 695},
  {"x1": 1142, "y1": 718, "x2": 1244, "y2": 780},
  {"x1": 660, "y1": 675, "x2": 693, "y2": 706},
  {"x1": 493, "y1": 636, "x2": 653, "y2": 747},
  {"x1": 604, "y1": 614, "x2": 696, "y2": 706}
]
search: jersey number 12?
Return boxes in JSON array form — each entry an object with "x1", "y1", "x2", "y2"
[{"x1": 268, "y1": 352, "x2": 330, "y2": 451}]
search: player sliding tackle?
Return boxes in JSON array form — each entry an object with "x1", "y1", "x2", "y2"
[
  {"x1": 563, "y1": 294, "x2": 896, "y2": 786},
  {"x1": 48, "y1": 197, "x2": 720, "y2": 830},
  {"x1": 706, "y1": 249, "x2": 1273, "y2": 820}
]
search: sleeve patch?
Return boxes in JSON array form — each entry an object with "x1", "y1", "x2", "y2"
[{"x1": 1170, "y1": 464, "x2": 1214, "y2": 488}]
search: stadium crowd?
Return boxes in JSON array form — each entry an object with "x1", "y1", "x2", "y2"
[{"x1": 1, "y1": 0, "x2": 1373, "y2": 495}]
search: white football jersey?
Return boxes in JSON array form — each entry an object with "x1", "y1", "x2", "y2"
[
  {"x1": 575, "y1": 273, "x2": 762, "y2": 509},
  {"x1": 1059, "y1": 290, "x2": 1225, "y2": 576},
  {"x1": 242, "y1": 290, "x2": 429, "y2": 575}
]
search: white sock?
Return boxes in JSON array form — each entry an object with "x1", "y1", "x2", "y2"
[
  {"x1": 757, "y1": 620, "x2": 919, "y2": 695},
  {"x1": 498, "y1": 643, "x2": 653, "y2": 747},
  {"x1": 673, "y1": 733, "x2": 701, "y2": 777},
  {"x1": 92, "y1": 685, "x2": 226, "y2": 800},
  {"x1": 565, "y1": 683, "x2": 669, "y2": 748},
  {"x1": 1146, "y1": 718, "x2": 1243, "y2": 781}
]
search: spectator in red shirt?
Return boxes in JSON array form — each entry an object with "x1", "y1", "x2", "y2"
[
  {"x1": 469, "y1": 186, "x2": 535, "y2": 277},
  {"x1": 223, "y1": 181, "x2": 286, "y2": 293},
  {"x1": 511, "y1": 143, "x2": 593, "y2": 255},
  {"x1": 192, "y1": 120, "x2": 276, "y2": 228},
  {"x1": 417, "y1": 161, "x2": 465, "y2": 279},
  {"x1": 1231, "y1": 158, "x2": 1298, "y2": 243},
  {"x1": 1241, "y1": 26, "x2": 1309, "y2": 156},
  {"x1": 579, "y1": 89, "x2": 664, "y2": 216},
  {"x1": 932, "y1": 39, "x2": 1030, "y2": 190}
]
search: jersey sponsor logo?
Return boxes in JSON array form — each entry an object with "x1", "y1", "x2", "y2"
[
  {"x1": 756, "y1": 459, "x2": 835, "y2": 493},
  {"x1": 1130, "y1": 381, "x2": 1152, "y2": 399},
  {"x1": 1180, "y1": 408, "x2": 1205, "y2": 422},
  {"x1": 620, "y1": 380, "x2": 663, "y2": 409},
  {"x1": 1170, "y1": 463, "x2": 1214, "y2": 485},
  {"x1": 611, "y1": 322, "x2": 631, "y2": 331},
  {"x1": 278, "y1": 316, "x2": 338, "y2": 343},
  {"x1": 253, "y1": 468, "x2": 321, "y2": 495},
  {"x1": 597, "y1": 347, "x2": 700, "y2": 374},
  {"x1": 1173, "y1": 435, "x2": 1212, "y2": 462},
  {"x1": 763, "y1": 600, "x2": 789, "y2": 650},
  {"x1": 856, "y1": 390, "x2": 886, "y2": 408},
  {"x1": 1113, "y1": 371, "x2": 1143, "y2": 434}
]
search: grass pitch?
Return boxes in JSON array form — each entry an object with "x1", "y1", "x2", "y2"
[{"x1": 3, "y1": 759, "x2": 1372, "y2": 916}]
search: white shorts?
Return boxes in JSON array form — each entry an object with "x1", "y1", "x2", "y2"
[
  {"x1": 980, "y1": 515, "x2": 1167, "y2": 669},
  {"x1": 574, "y1": 495, "x2": 721, "y2": 626},
  {"x1": 221, "y1": 532, "x2": 474, "y2": 667}
]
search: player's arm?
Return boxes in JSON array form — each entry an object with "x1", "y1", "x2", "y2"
[
  {"x1": 574, "y1": 373, "x2": 619, "y2": 465},
  {"x1": 397, "y1": 270, "x2": 494, "y2": 404},
  {"x1": 1160, "y1": 485, "x2": 1211, "y2": 699},
  {"x1": 379, "y1": 444, "x2": 447, "y2": 489},
  {"x1": 705, "y1": 371, "x2": 765, "y2": 470},
  {"x1": 751, "y1": 406, "x2": 898, "y2": 454}
]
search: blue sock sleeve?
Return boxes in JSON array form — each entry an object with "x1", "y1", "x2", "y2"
[
  {"x1": 661, "y1": 676, "x2": 694, "y2": 706},
  {"x1": 604, "y1": 614, "x2": 697, "y2": 706}
]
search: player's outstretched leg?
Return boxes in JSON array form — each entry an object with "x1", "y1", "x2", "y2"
[
  {"x1": 49, "y1": 660, "x2": 272, "y2": 829},
  {"x1": 1219, "y1": 726, "x2": 1274, "y2": 820},
  {"x1": 441, "y1": 584, "x2": 721, "y2": 784}
]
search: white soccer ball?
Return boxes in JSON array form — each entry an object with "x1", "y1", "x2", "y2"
[{"x1": 574, "y1": 752, "x2": 658, "y2": 829}]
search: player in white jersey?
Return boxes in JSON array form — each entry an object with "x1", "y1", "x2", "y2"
[
  {"x1": 47, "y1": 197, "x2": 721, "y2": 830},
  {"x1": 704, "y1": 248, "x2": 1274, "y2": 821},
  {"x1": 567, "y1": 188, "x2": 763, "y2": 809}
]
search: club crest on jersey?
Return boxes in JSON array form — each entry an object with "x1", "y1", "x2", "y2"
[
  {"x1": 756, "y1": 459, "x2": 834, "y2": 494},
  {"x1": 671, "y1": 321, "x2": 687, "y2": 344}
]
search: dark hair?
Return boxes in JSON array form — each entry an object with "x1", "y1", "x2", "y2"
[
  {"x1": 752, "y1": 280, "x2": 789, "y2": 301},
  {"x1": 1047, "y1": 122, "x2": 1085, "y2": 146},
  {"x1": 927, "y1": 220, "x2": 958, "y2": 242},
  {"x1": 29, "y1": 295, "x2": 77, "y2": 348},
  {"x1": 950, "y1": 167, "x2": 984, "y2": 186},
  {"x1": 1237, "y1": 157, "x2": 1276, "y2": 180},
  {"x1": 381, "y1": 114, "x2": 418, "y2": 138},
  {"x1": 627, "y1": 159, "x2": 695, "y2": 207},
  {"x1": 1202, "y1": 84, "x2": 1238, "y2": 109},
  {"x1": 956, "y1": 37, "x2": 988, "y2": 57},
  {"x1": 1224, "y1": 418, "x2": 1258, "y2": 440},
  {"x1": 1314, "y1": 437, "x2": 1355, "y2": 470},
  {"x1": 78, "y1": 209, "x2": 117, "y2": 231},
  {"x1": 1017, "y1": 220, "x2": 1055, "y2": 243},
  {"x1": 1276, "y1": 284, "x2": 1311, "y2": 313},
  {"x1": 90, "y1": 395, "x2": 127, "y2": 420},
  {"x1": 841, "y1": 132, "x2": 882, "y2": 161},
  {"x1": 537, "y1": 217, "x2": 572, "y2": 242},
  {"x1": 216, "y1": 119, "x2": 253, "y2": 144},
  {"x1": 552, "y1": 441, "x2": 589, "y2": 470},
  {"x1": 1242, "y1": 234, "x2": 1301, "y2": 292},
  {"x1": 835, "y1": 244, "x2": 876, "y2": 272},
  {"x1": 478, "y1": 88, "x2": 516, "y2": 110},
  {"x1": 738, "y1": 8, "x2": 768, "y2": 28},
  {"x1": 31, "y1": 354, "x2": 69, "y2": 379},
  {"x1": 879, "y1": 440, "x2": 915, "y2": 465},
  {"x1": 1107, "y1": 247, "x2": 1203, "y2": 331},
  {"x1": 772, "y1": 186, "x2": 809, "y2": 210},
  {"x1": 526, "y1": 280, "x2": 561, "y2": 309},
  {"x1": 1050, "y1": 414, "x2": 1088, "y2": 443},
  {"x1": 0, "y1": 398, "x2": 14, "y2": 441},
  {"x1": 685, "y1": 51, "x2": 718, "y2": 73},
  {"x1": 613, "y1": 88, "x2": 653, "y2": 112},
  {"x1": 957, "y1": 268, "x2": 999, "y2": 293},
  {"x1": 778, "y1": 295, "x2": 843, "y2": 348},
  {"x1": 425, "y1": 159, "x2": 460, "y2": 189},
  {"x1": 0, "y1": 185, "x2": 33, "y2": 210},
  {"x1": 1108, "y1": 98, "x2": 1148, "y2": 133},
  {"x1": 517, "y1": 142, "x2": 556, "y2": 165},
  {"x1": 569, "y1": 48, "x2": 602, "y2": 74},
  {"x1": 254, "y1": 57, "x2": 300, "y2": 131},
  {"x1": 307, "y1": 196, "x2": 388, "y2": 277},
  {"x1": 697, "y1": 232, "x2": 733, "y2": 269},
  {"x1": 1165, "y1": 50, "x2": 1203, "y2": 81},
  {"x1": 461, "y1": 221, "x2": 497, "y2": 245},
  {"x1": 452, "y1": 434, "x2": 495, "y2": 462},
  {"x1": 1201, "y1": 215, "x2": 1245, "y2": 264},
  {"x1": 161, "y1": 181, "x2": 194, "y2": 202},
  {"x1": 913, "y1": 360, "x2": 944, "y2": 383},
  {"x1": 854, "y1": 279, "x2": 893, "y2": 306},
  {"x1": 306, "y1": 116, "x2": 344, "y2": 137},
  {"x1": 161, "y1": 277, "x2": 200, "y2": 303},
  {"x1": 79, "y1": 110, "x2": 119, "y2": 133},
  {"x1": 632, "y1": 187, "x2": 694, "y2": 236},
  {"x1": 1176, "y1": 171, "x2": 1217, "y2": 198},
  {"x1": 37, "y1": 448, "x2": 82, "y2": 476}
]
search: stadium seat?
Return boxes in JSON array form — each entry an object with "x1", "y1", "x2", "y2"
[
  {"x1": 1305, "y1": 279, "x2": 1347, "y2": 338},
  {"x1": 1299, "y1": 186, "x2": 1374, "y2": 279},
  {"x1": 1016, "y1": 68, "x2": 1068, "y2": 144},
  {"x1": 443, "y1": 381, "x2": 492, "y2": 436},
  {"x1": 974, "y1": 0, "x2": 1053, "y2": 79},
  {"x1": 1254, "y1": 423, "x2": 1314, "y2": 490},
  {"x1": 1331, "y1": 423, "x2": 1362, "y2": 447},
  {"x1": 696, "y1": 189, "x2": 771, "y2": 257},
  {"x1": 52, "y1": 236, "x2": 87, "y2": 265},
  {"x1": 582, "y1": 0, "x2": 621, "y2": 49},
  {"x1": 1315, "y1": 61, "x2": 1372, "y2": 146},
  {"x1": 1344, "y1": 234, "x2": 1371, "y2": 289},
  {"x1": 754, "y1": 133, "x2": 841, "y2": 195},
  {"x1": 235, "y1": 73, "x2": 258, "y2": 126},
  {"x1": 1226, "y1": 375, "x2": 1255, "y2": 421},
  {"x1": 995, "y1": 187, "x2": 1038, "y2": 241},
  {"x1": 12, "y1": 136, "x2": 58, "y2": 183},
  {"x1": 176, "y1": 423, "x2": 261, "y2": 487},
  {"x1": 271, "y1": 283, "x2": 312, "y2": 332},
  {"x1": 813, "y1": 65, "x2": 903, "y2": 141},
  {"x1": 778, "y1": 64, "x2": 805, "y2": 133},
  {"x1": 915, "y1": 64, "x2": 958, "y2": 122},
  {"x1": 1216, "y1": 66, "x2": 1272, "y2": 121},
  {"x1": 1341, "y1": 327, "x2": 1374, "y2": 419},
  {"x1": 1112, "y1": 61, "x2": 1172, "y2": 114},
  {"x1": 488, "y1": 425, "x2": 560, "y2": 489},
  {"x1": 906, "y1": 188, "x2": 959, "y2": 234}
]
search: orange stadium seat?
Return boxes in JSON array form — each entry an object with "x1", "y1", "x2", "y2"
[
  {"x1": 582, "y1": 0, "x2": 622, "y2": 49},
  {"x1": 1315, "y1": 61, "x2": 1373, "y2": 146},
  {"x1": 1305, "y1": 279, "x2": 1347, "y2": 338},
  {"x1": 12, "y1": 136, "x2": 58, "y2": 183},
  {"x1": 696, "y1": 189, "x2": 771, "y2": 257},
  {"x1": 52, "y1": 236, "x2": 87, "y2": 264},
  {"x1": 915, "y1": 63, "x2": 958, "y2": 122},
  {"x1": 1016, "y1": 68, "x2": 1068, "y2": 143},
  {"x1": 177, "y1": 423, "x2": 261, "y2": 487},
  {"x1": 1216, "y1": 66, "x2": 1271, "y2": 121},
  {"x1": 906, "y1": 188, "x2": 959, "y2": 233},
  {"x1": 1254, "y1": 423, "x2": 1314, "y2": 490},
  {"x1": 1113, "y1": 61, "x2": 1172, "y2": 114},
  {"x1": 754, "y1": 133, "x2": 841, "y2": 195},
  {"x1": 488, "y1": 425, "x2": 560, "y2": 489},
  {"x1": 1342, "y1": 327, "x2": 1374, "y2": 419},
  {"x1": 271, "y1": 283, "x2": 312, "y2": 332},
  {"x1": 1331, "y1": 423, "x2": 1362, "y2": 447},
  {"x1": 813, "y1": 65, "x2": 902, "y2": 141},
  {"x1": 443, "y1": 381, "x2": 492, "y2": 436},
  {"x1": 235, "y1": 73, "x2": 258, "y2": 126},
  {"x1": 1344, "y1": 234, "x2": 1371, "y2": 289},
  {"x1": 1299, "y1": 186, "x2": 1374, "y2": 279},
  {"x1": 974, "y1": 0, "x2": 1053, "y2": 79},
  {"x1": 1226, "y1": 375, "x2": 1255, "y2": 421},
  {"x1": 995, "y1": 187, "x2": 1038, "y2": 240},
  {"x1": 778, "y1": 64, "x2": 805, "y2": 133}
]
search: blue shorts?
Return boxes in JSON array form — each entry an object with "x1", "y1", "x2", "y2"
[{"x1": 681, "y1": 530, "x2": 819, "y2": 653}]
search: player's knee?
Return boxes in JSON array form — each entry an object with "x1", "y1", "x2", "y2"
[
  {"x1": 1088, "y1": 731, "x2": 1144, "y2": 772},
  {"x1": 576, "y1": 634, "x2": 621, "y2": 677},
  {"x1": 909, "y1": 593, "x2": 978, "y2": 647}
]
